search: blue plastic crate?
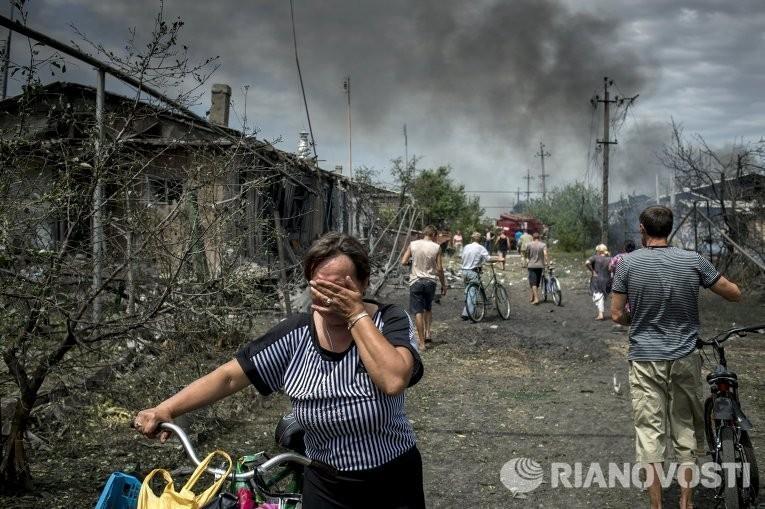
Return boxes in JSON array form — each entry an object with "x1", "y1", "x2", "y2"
[{"x1": 94, "y1": 472, "x2": 141, "y2": 509}]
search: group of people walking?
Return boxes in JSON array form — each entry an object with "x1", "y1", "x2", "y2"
[{"x1": 133, "y1": 205, "x2": 743, "y2": 509}]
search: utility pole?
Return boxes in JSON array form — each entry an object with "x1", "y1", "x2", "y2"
[
  {"x1": 592, "y1": 76, "x2": 618, "y2": 245},
  {"x1": 403, "y1": 123, "x2": 408, "y2": 176},
  {"x1": 343, "y1": 76, "x2": 352, "y2": 179},
  {"x1": 516, "y1": 186, "x2": 521, "y2": 205},
  {"x1": 0, "y1": 1, "x2": 14, "y2": 101},
  {"x1": 523, "y1": 168, "x2": 535, "y2": 202},
  {"x1": 536, "y1": 141, "x2": 551, "y2": 200}
]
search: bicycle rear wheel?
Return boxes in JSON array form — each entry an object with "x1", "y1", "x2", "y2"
[
  {"x1": 465, "y1": 283, "x2": 486, "y2": 322},
  {"x1": 551, "y1": 278, "x2": 562, "y2": 306},
  {"x1": 740, "y1": 431, "x2": 759, "y2": 506},
  {"x1": 704, "y1": 396, "x2": 718, "y2": 454},
  {"x1": 720, "y1": 426, "x2": 740, "y2": 508},
  {"x1": 494, "y1": 284, "x2": 511, "y2": 320}
]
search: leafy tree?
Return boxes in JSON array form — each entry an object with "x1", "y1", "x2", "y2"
[
  {"x1": 524, "y1": 183, "x2": 601, "y2": 251},
  {"x1": 409, "y1": 166, "x2": 483, "y2": 231}
]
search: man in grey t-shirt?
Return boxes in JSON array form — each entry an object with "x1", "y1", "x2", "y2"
[
  {"x1": 525, "y1": 232, "x2": 547, "y2": 305},
  {"x1": 611, "y1": 205, "x2": 740, "y2": 509}
]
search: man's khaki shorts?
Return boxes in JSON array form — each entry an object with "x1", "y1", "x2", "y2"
[{"x1": 629, "y1": 351, "x2": 705, "y2": 465}]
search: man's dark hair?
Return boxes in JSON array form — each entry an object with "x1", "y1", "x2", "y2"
[
  {"x1": 303, "y1": 232, "x2": 370, "y2": 283},
  {"x1": 639, "y1": 206, "x2": 673, "y2": 238},
  {"x1": 532, "y1": 231, "x2": 540, "y2": 240},
  {"x1": 624, "y1": 239, "x2": 636, "y2": 253},
  {"x1": 423, "y1": 225, "x2": 437, "y2": 237}
]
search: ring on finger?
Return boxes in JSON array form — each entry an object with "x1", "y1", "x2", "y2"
[{"x1": 325, "y1": 298, "x2": 332, "y2": 306}]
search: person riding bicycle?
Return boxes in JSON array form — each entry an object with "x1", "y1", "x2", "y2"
[
  {"x1": 134, "y1": 233, "x2": 426, "y2": 509},
  {"x1": 460, "y1": 231, "x2": 503, "y2": 320},
  {"x1": 610, "y1": 206, "x2": 741, "y2": 509}
]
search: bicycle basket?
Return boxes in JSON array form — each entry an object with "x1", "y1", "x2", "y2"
[{"x1": 95, "y1": 472, "x2": 141, "y2": 509}]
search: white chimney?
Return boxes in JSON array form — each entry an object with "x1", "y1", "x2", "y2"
[
  {"x1": 209, "y1": 84, "x2": 231, "y2": 127},
  {"x1": 297, "y1": 131, "x2": 311, "y2": 159}
]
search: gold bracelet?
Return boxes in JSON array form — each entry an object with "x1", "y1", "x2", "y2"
[{"x1": 347, "y1": 312, "x2": 370, "y2": 330}]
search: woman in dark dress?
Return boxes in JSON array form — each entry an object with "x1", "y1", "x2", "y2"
[
  {"x1": 134, "y1": 233, "x2": 425, "y2": 508},
  {"x1": 585, "y1": 243, "x2": 612, "y2": 320},
  {"x1": 497, "y1": 230, "x2": 510, "y2": 270}
]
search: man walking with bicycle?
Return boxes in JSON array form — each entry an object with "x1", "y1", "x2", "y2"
[
  {"x1": 525, "y1": 231, "x2": 548, "y2": 305},
  {"x1": 460, "y1": 232, "x2": 503, "y2": 320},
  {"x1": 610, "y1": 205, "x2": 741, "y2": 509}
]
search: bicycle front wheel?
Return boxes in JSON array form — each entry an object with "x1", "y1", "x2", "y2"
[
  {"x1": 720, "y1": 426, "x2": 740, "y2": 508},
  {"x1": 494, "y1": 284, "x2": 511, "y2": 320},
  {"x1": 465, "y1": 284, "x2": 486, "y2": 322},
  {"x1": 551, "y1": 278, "x2": 562, "y2": 306}
]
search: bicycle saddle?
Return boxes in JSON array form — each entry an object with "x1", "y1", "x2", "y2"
[
  {"x1": 706, "y1": 364, "x2": 737, "y2": 383},
  {"x1": 275, "y1": 412, "x2": 306, "y2": 455}
]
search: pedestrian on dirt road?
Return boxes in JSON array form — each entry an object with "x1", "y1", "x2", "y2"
[
  {"x1": 452, "y1": 230, "x2": 464, "y2": 257},
  {"x1": 585, "y1": 244, "x2": 612, "y2": 320},
  {"x1": 484, "y1": 228, "x2": 494, "y2": 254},
  {"x1": 401, "y1": 225, "x2": 447, "y2": 351},
  {"x1": 514, "y1": 229, "x2": 523, "y2": 253},
  {"x1": 525, "y1": 232, "x2": 547, "y2": 305},
  {"x1": 134, "y1": 232, "x2": 426, "y2": 509},
  {"x1": 519, "y1": 229, "x2": 533, "y2": 267},
  {"x1": 609, "y1": 239, "x2": 636, "y2": 315},
  {"x1": 461, "y1": 232, "x2": 504, "y2": 319},
  {"x1": 611, "y1": 205, "x2": 741, "y2": 509},
  {"x1": 497, "y1": 230, "x2": 510, "y2": 270}
]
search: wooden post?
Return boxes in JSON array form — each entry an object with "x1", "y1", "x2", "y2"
[
  {"x1": 92, "y1": 68, "x2": 105, "y2": 322},
  {"x1": 693, "y1": 201, "x2": 698, "y2": 254},
  {"x1": 273, "y1": 210, "x2": 292, "y2": 316}
]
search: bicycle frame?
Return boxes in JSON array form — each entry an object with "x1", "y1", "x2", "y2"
[
  {"x1": 157, "y1": 422, "x2": 315, "y2": 505},
  {"x1": 698, "y1": 325, "x2": 764, "y2": 507},
  {"x1": 700, "y1": 327, "x2": 762, "y2": 431}
]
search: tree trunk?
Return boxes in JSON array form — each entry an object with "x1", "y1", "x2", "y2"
[{"x1": 0, "y1": 398, "x2": 35, "y2": 492}]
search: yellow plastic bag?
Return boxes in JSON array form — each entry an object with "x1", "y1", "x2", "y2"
[{"x1": 137, "y1": 450, "x2": 233, "y2": 509}]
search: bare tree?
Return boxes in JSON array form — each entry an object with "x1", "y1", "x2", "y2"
[
  {"x1": 0, "y1": 5, "x2": 272, "y2": 489},
  {"x1": 660, "y1": 119, "x2": 765, "y2": 275}
]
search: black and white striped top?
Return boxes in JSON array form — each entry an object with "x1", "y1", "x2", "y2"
[
  {"x1": 235, "y1": 303, "x2": 422, "y2": 471},
  {"x1": 612, "y1": 246, "x2": 720, "y2": 361}
]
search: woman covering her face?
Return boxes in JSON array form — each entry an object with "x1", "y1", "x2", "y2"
[{"x1": 134, "y1": 233, "x2": 425, "y2": 508}]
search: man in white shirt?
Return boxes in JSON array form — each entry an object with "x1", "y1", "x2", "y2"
[
  {"x1": 401, "y1": 225, "x2": 446, "y2": 351},
  {"x1": 460, "y1": 232, "x2": 503, "y2": 320}
]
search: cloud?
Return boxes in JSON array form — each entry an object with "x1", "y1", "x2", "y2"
[{"x1": 7, "y1": 0, "x2": 765, "y2": 212}]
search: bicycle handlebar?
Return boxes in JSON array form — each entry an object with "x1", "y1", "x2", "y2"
[
  {"x1": 158, "y1": 422, "x2": 313, "y2": 481},
  {"x1": 697, "y1": 324, "x2": 765, "y2": 347}
]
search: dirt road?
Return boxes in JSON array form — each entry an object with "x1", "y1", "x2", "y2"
[
  {"x1": 391, "y1": 253, "x2": 765, "y2": 508},
  {"x1": 3, "y1": 253, "x2": 763, "y2": 509}
]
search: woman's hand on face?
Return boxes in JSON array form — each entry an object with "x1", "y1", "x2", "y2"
[
  {"x1": 310, "y1": 276, "x2": 366, "y2": 320},
  {"x1": 133, "y1": 406, "x2": 173, "y2": 442}
]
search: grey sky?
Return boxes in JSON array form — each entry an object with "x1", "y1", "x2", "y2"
[{"x1": 7, "y1": 0, "x2": 765, "y2": 215}]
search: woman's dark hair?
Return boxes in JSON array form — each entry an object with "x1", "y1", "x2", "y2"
[
  {"x1": 624, "y1": 239, "x2": 636, "y2": 253},
  {"x1": 639, "y1": 206, "x2": 673, "y2": 238},
  {"x1": 303, "y1": 232, "x2": 370, "y2": 283}
]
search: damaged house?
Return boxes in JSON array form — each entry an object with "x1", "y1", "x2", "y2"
[
  {"x1": 0, "y1": 81, "x2": 392, "y2": 284},
  {"x1": 608, "y1": 173, "x2": 765, "y2": 267}
]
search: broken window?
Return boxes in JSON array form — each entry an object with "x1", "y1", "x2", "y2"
[{"x1": 147, "y1": 175, "x2": 183, "y2": 204}]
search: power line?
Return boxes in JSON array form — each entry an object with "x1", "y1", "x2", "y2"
[
  {"x1": 523, "y1": 168, "x2": 535, "y2": 202},
  {"x1": 536, "y1": 141, "x2": 551, "y2": 199},
  {"x1": 289, "y1": 0, "x2": 317, "y2": 160}
]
